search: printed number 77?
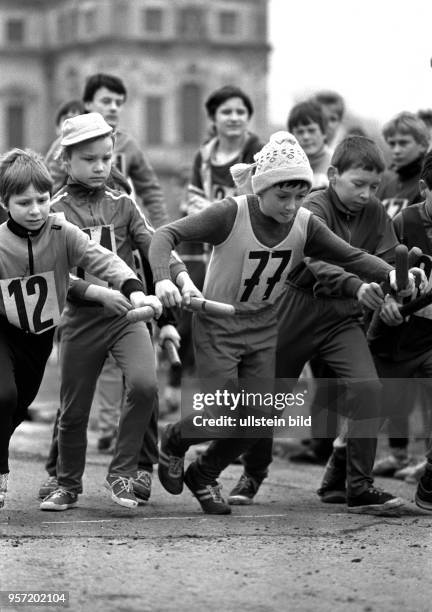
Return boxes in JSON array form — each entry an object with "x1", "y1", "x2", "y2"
[{"x1": 240, "y1": 250, "x2": 291, "y2": 302}]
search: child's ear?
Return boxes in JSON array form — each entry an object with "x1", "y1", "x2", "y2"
[
  {"x1": 419, "y1": 179, "x2": 428, "y2": 198},
  {"x1": 327, "y1": 165, "x2": 337, "y2": 185}
]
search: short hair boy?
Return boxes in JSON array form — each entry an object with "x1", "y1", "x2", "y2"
[
  {"x1": 378, "y1": 111, "x2": 430, "y2": 217},
  {"x1": 288, "y1": 100, "x2": 331, "y2": 190},
  {"x1": 0, "y1": 147, "x2": 146, "y2": 510}
]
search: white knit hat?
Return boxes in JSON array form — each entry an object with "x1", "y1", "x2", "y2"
[
  {"x1": 60, "y1": 112, "x2": 112, "y2": 146},
  {"x1": 231, "y1": 131, "x2": 313, "y2": 195}
]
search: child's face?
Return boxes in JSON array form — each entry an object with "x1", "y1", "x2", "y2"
[
  {"x1": 258, "y1": 183, "x2": 310, "y2": 223},
  {"x1": 386, "y1": 131, "x2": 426, "y2": 169},
  {"x1": 213, "y1": 97, "x2": 250, "y2": 140},
  {"x1": 8, "y1": 184, "x2": 51, "y2": 230},
  {"x1": 330, "y1": 167, "x2": 381, "y2": 212},
  {"x1": 66, "y1": 136, "x2": 113, "y2": 188},
  {"x1": 85, "y1": 86, "x2": 125, "y2": 128},
  {"x1": 321, "y1": 103, "x2": 342, "y2": 143},
  {"x1": 291, "y1": 122, "x2": 326, "y2": 157}
]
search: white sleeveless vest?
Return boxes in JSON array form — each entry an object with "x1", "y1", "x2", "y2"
[{"x1": 203, "y1": 195, "x2": 311, "y2": 313}]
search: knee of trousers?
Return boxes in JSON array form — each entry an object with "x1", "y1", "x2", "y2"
[{"x1": 127, "y1": 376, "x2": 158, "y2": 406}]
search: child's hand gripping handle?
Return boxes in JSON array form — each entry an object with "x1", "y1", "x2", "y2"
[
  {"x1": 163, "y1": 339, "x2": 181, "y2": 367},
  {"x1": 126, "y1": 306, "x2": 155, "y2": 323},
  {"x1": 188, "y1": 297, "x2": 235, "y2": 317}
]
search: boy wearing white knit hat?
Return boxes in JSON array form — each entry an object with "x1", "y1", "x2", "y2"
[{"x1": 149, "y1": 131, "x2": 420, "y2": 515}]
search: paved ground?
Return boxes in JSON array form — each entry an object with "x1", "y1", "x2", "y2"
[
  {"x1": 2, "y1": 418, "x2": 431, "y2": 612},
  {"x1": 2, "y1": 356, "x2": 432, "y2": 612}
]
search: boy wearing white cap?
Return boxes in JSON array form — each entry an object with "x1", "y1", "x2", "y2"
[
  {"x1": 148, "y1": 132, "x2": 415, "y2": 515},
  {"x1": 40, "y1": 113, "x2": 189, "y2": 511}
]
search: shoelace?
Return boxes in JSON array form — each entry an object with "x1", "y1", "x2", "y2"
[
  {"x1": 49, "y1": 487, "x2": 71, "y2": 499},
  {"x1": 169, "y1": 456, "x2": 184, "y2": 476},
  {"x1": 206, "y1": 484, "x2": 224, "y2": 502},
  {"x1": 136, "y1": 471, "x2": 152, "y2": 487},
  {"x1": 110, "y1": 476, "x2": 133, "y2": 495},
  {"x1": 238, "y1": 475, "x2": 257, "y2": 494}
]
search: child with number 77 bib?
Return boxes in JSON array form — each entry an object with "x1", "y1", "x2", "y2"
[
  {"x1": 149, "y1": 131, "x2": 414, "y2": 515},
  {"x1": 0, "y1": 148, "x2": 150, "y2": 510}
]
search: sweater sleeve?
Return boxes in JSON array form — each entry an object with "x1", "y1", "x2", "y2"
[
  {"x1": 150, "y1": 197, "x2": 238, "y2": 282},
  {"x1": 304, "y1": 215, "x2": 393, "y2": 283}
]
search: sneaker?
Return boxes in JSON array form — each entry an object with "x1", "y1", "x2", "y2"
[
  {"x1": 133, "y1": 470, "x2": 152, "y2": 504},
  {"x1": 104, "y1": 475, "x2": 138, "y2": 508},
  {"x1": 228, "y1": 473, "x2": 262, "y2": 505},
  {"x1": 347, "y1": 487, "x2": 404, "y2": 515},
  {"x1": 415, "y1": 471, "x2": 432, "y2": 511},
  {"x1": 184, "y1": 462, "x2": 231, "y2": 515},
  {"x1": 38, "y1": 475, "x2": 58, "y2": 499},
  {"x1": 395, "y1": 459, "x2": 426, "y2": 483},
  {"x1": 0, "y1": 473, "x2": 9, "y2": 509},
  {"x1": 372, "y1": 453, "x2": 409, "y2": 477},
  {"x1": 40, "y1": 488, "x2": 78, "y2": 511},
  {"x1": 317, "y1": 448, "x2": 347, "y2": 504},
  {"x1": 158, "y1": 425, "x2": 184, "y2": 495}
]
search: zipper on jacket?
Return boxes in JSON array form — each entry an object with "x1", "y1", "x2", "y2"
[{"x1": 27, "y1": 235, "x2": 34, "y2": 275}]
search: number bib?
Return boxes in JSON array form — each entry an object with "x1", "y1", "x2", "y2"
[
  {"x1": 236, "y1": 249, "x2": 292, "y2": 303},
  {"x1": 0, "y1": 271, "x2": 60, "y2": 334},
  {"x1": 382, "y1": 198, "x2": 409, "y2": 219},
  {"x1": 75, "y1": 224, "x2": 117, "y2": 287}
]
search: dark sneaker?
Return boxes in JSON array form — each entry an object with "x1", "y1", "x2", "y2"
[
  {"x1": 158, "y1": 425, "x2": 184, "y2": 495},
  {"x1": 133, "y1": 470, "x2": 152, "y2": 504},
  {"x1": 317, "y1": 448, "x2": 347, "y2": 504},
  {"x1": 40, "y1": 488, "x2": 78, "y2": 511},
  {"x1": 184, "y1": 463, "x2": 231, "y2": 515},
  {"x1": 372, "y1": 453, "x2": 409, "y2": 477},
  {"x1": 38, "y1": 475, "x2": 59, "y2": 499},
  {"x1": 228, "y1": 473, "x2": 262, "y2": 505},
  {"x1": 347, "y1": 487, "x2": 404, "y2": 516},
  {"x1": 0, "y1": 473, "x2": 8, "y2": 509},
  {"x1": 415, "y1": 471, "x2": 432, "y2": 511},
  {"x1": 104, "y1": 475, "x2": 138, "y2": 509}
]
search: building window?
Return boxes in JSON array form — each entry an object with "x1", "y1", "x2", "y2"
[
  {"x1": 218, "y1": 11, "x2": 238, "y2": 36},
  {"x1": 180, "y1": 83, "x2": 201, "y2": 144},
  {"x1": 6, "y1": 18, "x2": 25, "y2": 44},
  {"x1": 177, "y1": 7, "x2": 206, "y2": 40},
  {"x1": 83, "y1": 7, "x2": 97, "y2": 36},
  {"x1": 7, "y1": 103, "x2": 25, "y2": 148},
  {"x1": 143, "y1": 8, "x2": 163, "y2": 33},
  {"x1": 146, "y1": 96, "x2": 163, "y2": 145},
  {"x1": 113, "y1": 1, "x2": 129, "y2": 32}
]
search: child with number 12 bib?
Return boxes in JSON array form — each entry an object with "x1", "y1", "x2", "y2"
[{"x1": 0, "y1": 148, "x2": 146, "y2": 510}]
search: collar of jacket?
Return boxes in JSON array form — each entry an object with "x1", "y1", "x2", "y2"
[
  {"x1": 327, "y1": 184, "x2": 362, "y2": 219},
  {"x1": 66, "y1": 178, "x2": 107, "y2": 200},
  {"x1": 396, "y1": 155, "x2": 424, "y2": 182},
  {"x1": 7, "y1": 213, "x2": 46, "y2": 238}
]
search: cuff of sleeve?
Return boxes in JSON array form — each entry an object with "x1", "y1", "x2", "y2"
[
  {"x1": 121, "y1": 279, "x2": 145, "y2": 299},
  {"x1": 152, "y1": 266, "x2": 171, "y2": 283},
  {"x1": 342, "y1": 276, "x2": 363, "y2": 298},
  {"x1": 169, "y1": 262, "x2": 187, "y2": 282}
]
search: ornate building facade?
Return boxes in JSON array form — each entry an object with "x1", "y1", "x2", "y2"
[{"x1": 0, "y1": 0, "x2": 269, "y2": 213}]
